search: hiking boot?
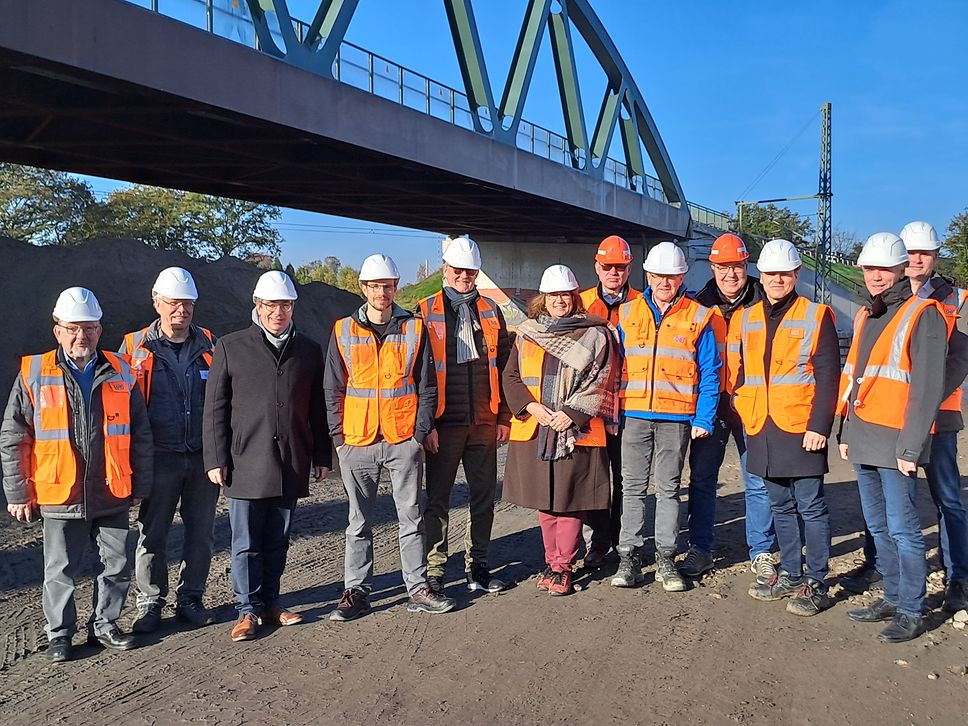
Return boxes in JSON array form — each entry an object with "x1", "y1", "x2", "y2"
[
  {"x1": 786, "y1": 579, "x2": 831, "y2": 617},
  {"x1": 655, "y1": 553, "x2": 687, "y2": 592},
  {"x1": 329, "y1": 588, "x2": 370, "y2": 622},
  {"x1": 878, "y1": 612, "x2": 926, "y2": 643},
  {"x1": 839, "y1": 560, "x2": 883, "y2": 594},
  {"x1": 467, "y1": 565, "x2": 506, "y2": 593},
  {"x1": 942, "y1": 579, "x2": 968, "y2": 613},
  {"x1": 175, "y1": 599, "x2": 215, "y2": 628},
  {"x1": 678, "y1": 548, "x2": 714, "y2": 579},
  {"x1": 583, "y1": 547, "x2": 609, "y2": 569},
  {"x1": 407, "y1": 585, "x2": 456, "y2": 614},
  {"x1": 847, "y1": 597, "x2": 896, "y2": 623},
  {"x1": 748, "y1": 572, "x2": 803, "y2": 601},
  {"x1": 536, "y1": 567, "x2": 555, "y2": 591},
  {"x1": 548, "y1": 571, "x2": 574, "y2": 596},
  {"x1": 427, "y1": 575, "x2": 444, "y2": 593},
  {"x1": 132, "y1": 602, "x2": 163, "y2": 634},
  {"x1": 46, "y1": 636, "x2": 72, "y2": 663},
  {"x1": 611, "y1": 548, "x2": 644, "y2": 588},
  {"x1": 751, "y1": 553, "x2": 778, "y2": 586}
]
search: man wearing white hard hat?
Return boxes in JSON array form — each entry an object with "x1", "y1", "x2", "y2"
[
  {"x1": 203, "y1": 271, "x2": 332, "y2": 642},
  {"x1": 611, "y1": 242, "x2": 723, "y2": 593},
  {"x1": 417, "y1": 237, "x2": 512, "y2": 594},
  {"x1": 1, "y1": 288, "x2": 153, "y2": 662},
  {"x1": 325, "y1": 254, "x2": 455, "y2": 621},
  {"x1": 118, "y1": 267, "x2": 218, "y2": 634},
  {"x1": 727, "y1": 240, "x2": 840, "y2": 616},
  {"x1": 836, "y1": 232, "x2": 948, "y2": 643}
]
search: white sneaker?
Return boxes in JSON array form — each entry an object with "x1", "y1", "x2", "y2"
[{"x1": 751, "y1": 553, "x2": 777, "y2": 585}]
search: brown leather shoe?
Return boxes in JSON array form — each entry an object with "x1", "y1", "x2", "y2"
[
  {"x1": 265, "y1": 606, "x2": 303, "y2": 626},
  {"x1": 230, "y1": 613, "x2": 259, "y2": 642}
]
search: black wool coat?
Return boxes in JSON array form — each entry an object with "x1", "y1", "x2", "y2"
[{"x1": 203, "y1": 324, "x2": 331, "y2": 500}]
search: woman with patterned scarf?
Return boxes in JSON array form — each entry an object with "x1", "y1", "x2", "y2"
[{"x1": 502, "y1": 265, "x2": 622, "y2": 595}]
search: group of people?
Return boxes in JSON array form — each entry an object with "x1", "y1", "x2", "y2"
[{"x1": 3, "y1": 223, "x2": 967, "y2": 665}]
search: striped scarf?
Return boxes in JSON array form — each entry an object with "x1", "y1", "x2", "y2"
[{"x1": 443, "y1": 286, "x2": 481, "y2": 364}]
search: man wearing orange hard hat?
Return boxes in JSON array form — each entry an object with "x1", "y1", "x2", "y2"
[{"x1": 579, "y1": 236, "x2": 641, "y2": 568}]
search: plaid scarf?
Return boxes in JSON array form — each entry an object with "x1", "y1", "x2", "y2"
[{"x1": 516, "y1": 314, "x2": 621, "y2": 461}]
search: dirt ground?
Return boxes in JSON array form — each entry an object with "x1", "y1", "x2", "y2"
[{"x1": 1, "y1": 434, "x2": 967, "y2": 726}]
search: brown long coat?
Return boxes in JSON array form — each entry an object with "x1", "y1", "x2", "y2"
[{"x1": 501, "y1": 341, "x2": 610, "y2": 513}]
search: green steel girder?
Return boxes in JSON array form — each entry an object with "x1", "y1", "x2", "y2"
[
  {"x1": 548, "y1": 7, "x2": 588, "y2": 169},
  {"x1": 619, "y1": 95, "x2": 646, "y2": 191},
  {"x1": 589, "y1": 82, "x2": 623, "y2": 172},
  {"x1": 498, "y1": 0, "x2": 553, "y2": 137},
  {"x1": 442, "y1": 0, "x2": 497, "y2": 134}
]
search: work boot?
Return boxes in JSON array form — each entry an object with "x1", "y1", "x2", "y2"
[
  {"x1": 678, "y1": 547, "x2": 714, "y2": 578},
  {"x1": 655, "y1": 553, "x2": 687, "y2": 592},
  {"x1": 786, "y1": 579, "x2": 831, "y2": 617},
  {"x1": 88, "y1": 624, "x2": 137, "y2": 651},
  {"x1": 536, "y1": 567, "x2": 555, "y2": 591},
  {"x1": 748, "y1": 572, "x2": 803, "y2": 601},
  {"x1": 230, "y1": 612, "x2": 259, "y2": 642},
  {"x1": 942, "y1": 579, "x2": 968, "y2": 613},
  {"x1": 46, "y1": 637, "x2": 72, "y2": 663},
  {"x1": 407, "y1": 585, "x2": 457, "y2": 614},
  {"x1": 547, "y1": 571, "x2": 574, "y2": 596},
  {"x1": 132, "y1": 602, "x2": 163, "y2": 634},
  {"x1": 878, "y1": 612, "x2": 926, "y2": 643},
  {"x1": 330, "y1": 588, "x2": 370, "y2": 622},
  {"x1": 611, "y1": 547, "x2": 644, "y2": 588},
  {"x1": 467, "y1": 565, "x2": 506, "y2": 593},
  {"x1": 847, "y1": 597, "x2": 896, "y2": 623},
  {"x1": 751, "y1": 553, "x2": 778, "y2": 586},
  {"x1": 839, "y1": 560, "x2": 883, "y2": 594},
  {"x1": 583, "y1": 547, "x2": 609, "y2": 570},
  {"x1": 175, "y1": 599, "x2": 215, "y2": 628}
]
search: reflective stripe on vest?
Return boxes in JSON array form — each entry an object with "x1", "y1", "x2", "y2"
[
  {"x1": 937, "y1": 287, "x2": 968, "y2": 413},
  {"x1": 579, "y1": 286, "x2": 642, "y2": 327},
  {"x1": 618, "y1": 295, "x2": 716, "y2": 416},
  {"x1": 508, "y1": 338, "x2": 605, "y2": 446},
  {"x1": 837, "y1": 295, "x2": 942, "y2": 430},
  {"x1": 123, "y1": 325, "x2": 214, "y2": 405},
  {"x1": 20, "y1": 350, "x2": 135, "y2": 505},
  {"x1": 335, "y1": 316, "x2": 423, "y2": 445},
  {"x1": 731, "y1": 297, "x2": 831, "y2": 435},
  {"x1": 417, "y1": 291, "x2": 501, "y2": 420}
]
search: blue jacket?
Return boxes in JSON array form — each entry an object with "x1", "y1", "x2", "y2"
[{"x1": 617, "y1": 287, "x2": 721, "y2": 432}]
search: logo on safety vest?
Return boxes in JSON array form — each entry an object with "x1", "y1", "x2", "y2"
[
  {"x1": 674, "y1": 335, "x2": 686, "y2": 344},
  {"x1": 108, "y1": 382, "x2": 127, "y2": 392},
  {"x1": 789, "y1": 328, "x2": 804, "y2": 339}
]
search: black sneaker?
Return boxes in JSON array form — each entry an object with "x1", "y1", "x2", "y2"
[
  {"x1": 329, "y1": 588, "x2": 370, "y2": 622},
  {"x1": 132, "y1": 602, "x2": 163, "y2": 634},
  {"x1": 655, "y1": 553, "x2": 687, "y2": 592},
  {"x1": 583, "y1": 547, "x2": 609, "y2": 569},
  {"x1": 610, "y1": 547, "x2": 644, "y2": 587},
  {"x1": 839, "y1": 560, "x2": 883, "y2": 594},
  {"x1": 678, "y1": 548, "x2": 714, "y2": 578},
  {"x1": 467, "y1": 565, "x2": 506, "y2": 593},
  {"x1": 878, "y1": 612, "x2": 926, "y2": 643},
  {"x1": 46, "y1": 636, "x2": 72, "y2": 663},
  {"x1": 942, "y1": 579, "x2": 968, "y2": 613},
  {"x1": 748, "y1": 572, "x2": 803, "y2": 601},
  {"x1": 407, "y1": 585, "x2": 456, "y2": 614},
  {"x1": 175, "y1": 599, "x2": 215, "y2": 628},
  {"x1": 786, "y1": 579, "x2": 831, "y2": 617},
  {"x1": 847, "y1": 597, "x2": 896, "y2": 623}
]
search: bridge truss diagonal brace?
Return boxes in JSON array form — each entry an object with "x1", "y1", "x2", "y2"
[
  {"x1": 443, "y1": 0, "x2": 498, "y2": 136},
  {"x1": 497, "y1": 0, "x2": 553, "y2": 140},
  {"x1": 548, "y1": 7, "x2": 588, "y2": 170}
]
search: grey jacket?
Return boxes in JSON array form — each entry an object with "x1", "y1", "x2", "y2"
[{"x1": 1, "y1": 348, "x2": 154, "y2": 519}]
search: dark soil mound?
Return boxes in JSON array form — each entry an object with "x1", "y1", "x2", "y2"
[{"x1": 0, "y1": 236, "x2": 361, "y2": 391}]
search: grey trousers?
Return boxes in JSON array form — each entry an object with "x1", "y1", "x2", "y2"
[
  {"x1": 135, "y1": 450, "x2": 219, "y2": 607},
  {"x1": 339, "y1": 438, "x2": 428, "y2": 596},
  {"x1": 42, "y1": 511, "x2": 130, "y2": 640},
  {"x1": 619, "y1": 418, "x2": 691, "y2": 557}
]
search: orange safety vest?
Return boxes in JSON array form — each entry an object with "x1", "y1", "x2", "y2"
[
  {"x1": 618, "y1": 294, "x2": 719, "y2": 416},
  {"x1": 417, "y1": 291, "x2": 501, "y2": 420},
  {"x1": 936, "y1": 286, "x2": 968, "y2": 413},
  {"x1": 579, "y1": 286, "x2": 642, "y2": 327},
  {"x1": 837, "y1": 295, "x2": 944, "y2": 429},
  {"x1": 122, "y1": 325, "x2": 214, "y2": 404},
  {"x1": 728, "y1": 296, "x2": 832, "y2": 436},
  {"x1": 20, "y1": 350, "x2": 135, "y2": 505},
  {"x1": 508, "y1": 338, "x2": 606, "y2": 446},
  {"x1": 335, "y1": 316, "x2": 424, "y2": 446}
]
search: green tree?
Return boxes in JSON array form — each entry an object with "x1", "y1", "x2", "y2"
[
  {"x1": 735, "y1": 203, "x2": 814, "y2": 245},
  {"x1": 945, "y1": 208, "x2": 968, "y2": 283},
  {"x1": 0, "y1": 164, "x2": 100, "y2": 244},
  {"x1": 102, "y1": 185, "x2": 205, "y2": 255},
  {"x1": 336, "y1": 264, "x2": 360, "y2": 292},
  {"x1": 196, "y1": 196, "x2": 282, "y2": 259}
]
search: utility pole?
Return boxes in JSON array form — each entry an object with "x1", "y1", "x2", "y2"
[{"x1": 815, "y1": 102, "x2": 832, "y2": 304}]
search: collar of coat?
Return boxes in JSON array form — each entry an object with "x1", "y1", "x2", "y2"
[
  {"x1": 353, "y1": 303, "x2": 414, "y2": 331},
  {"x1": 140, "y1": 319, "x2": 213, "y2": 354},
  {"x1": 867, "y1": 277, "x2": 913, "y2": 317}
]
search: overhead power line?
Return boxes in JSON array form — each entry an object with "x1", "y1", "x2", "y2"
[{"x1": 735, "y1": 109, "x2": 820, "y2": 202}]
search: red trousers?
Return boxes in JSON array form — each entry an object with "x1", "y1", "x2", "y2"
[{"x1": 538, "y1": 511, "x2": 586, "y2": 573}]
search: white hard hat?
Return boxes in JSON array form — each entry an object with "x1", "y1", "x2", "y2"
[
  {"x1": 756, "y1": 239, "x2": 802, "y2": 273},
  {"x1": 857, "y1": 232, "x2": 908, "y2": 267},
  {"x1": 643, "y1": 242, "x2": 688, "y2": 274},
  {"x1": 441, "y1": 236, "x2": 482, "y2": 270},
  {"x1": 152, "y1": 267, "x2": 198, "y2": 300},
  {"x1": 253, "y1": 270, "x2": 298, "y2": 301},
  {"x1": 359, "y1": 254, "x2": 400, "y2": 281},
  {"x1": 899, "y1": 221, "x2": 941, "y2": 251},
  {"x1": 538, "y1": 264, "x2": 579, "y2": 293},
  {"x1": 53, "y1": 286, "x2": 102, "y2": 322}
]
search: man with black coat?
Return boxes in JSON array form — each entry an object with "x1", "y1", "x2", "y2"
[{"x1": 203, "y1": 271, "x2": 331, "y2": 642}]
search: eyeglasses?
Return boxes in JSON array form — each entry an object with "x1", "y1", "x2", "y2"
[
  {"x1": 157, "y1": 297, "x2": 195, "y2": 310},
  {"x1": 599, "y1": 264, "x2": 629, "y2": 272},
  {"x1": 711, "y1": 263, "x2": 746, "y2": 274},
  {"x1": 362, "y1": 283, "x2": 397, "y2": 292},
  {"x1": 257, "y1": 301, "x2": 294, "y2": 312},
  {"x1": 56, "y1": 323, "x2": 100, "y2": 336},
  {"x1": 449, "y1": 267, "x2": 479, "y2": 276},
  {"x1": 545, "y1": 292, "x2": 573, "y2": 299}
]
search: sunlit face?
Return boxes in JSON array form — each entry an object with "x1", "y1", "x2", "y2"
[
  {"x1": 360, "y1": 279, "x2": 397, "y2": 312},
  {"x1": 863, "y1": 264, "x2": 905, "y2": 296},
  {"x1": 544, "y1": 291, "x2": 574, "y2": 318},
  {"x1": 906, "y1": 250, "x2": 938, "y2": 282},
  {"x1": 595, "y1": 260, "x2": 630, "y2": 294},
  {"x1": 711, "y1": 262, "x2": 748, "y2": 299},
  {"x1": 256, "y1": 299, "x2": 294, "y2": 335},
  {"x1": 53, "y1": 320, "x2": 102, "y2": 362},
  {"x1": 760, "y1": 269, "x2": 799, "y2": 303},
  {"x1": 647, "y1": 272, "x2": 684, "y2": 304},
  {"x1": 443, "y1": 264, "x2": 479, "y2": 294},
  {"x1": 154, "y1": 295, "x2": 194, "y2": 334}
]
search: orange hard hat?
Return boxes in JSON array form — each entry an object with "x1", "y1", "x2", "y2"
[
  {"x1": 595, "y1": 235, "x2": 632, "y2": 265},
  {"x1": 709, "y1": 233, "x2": 749, "y2": 264}
]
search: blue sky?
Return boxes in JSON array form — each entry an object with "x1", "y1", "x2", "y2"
[{"x1": 93, "y1": 1, "x2": 968, "y2": 283}]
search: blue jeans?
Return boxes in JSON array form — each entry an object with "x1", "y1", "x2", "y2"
[
  {"x1": 854, "y1": 465, "x2": 926, "y2": 617},
  {"x1": 229, "y1": 496, "x2": 296, "y2": 615},
  {"x1": 924, "y1": 431, "x2": 968, "y2": 582},
  {"x1": 687, "y1": 410, "x2": 775, "y2": 558},
  {"x1": 763, "y1": 476, "x2": 830, "y2": 583}
]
